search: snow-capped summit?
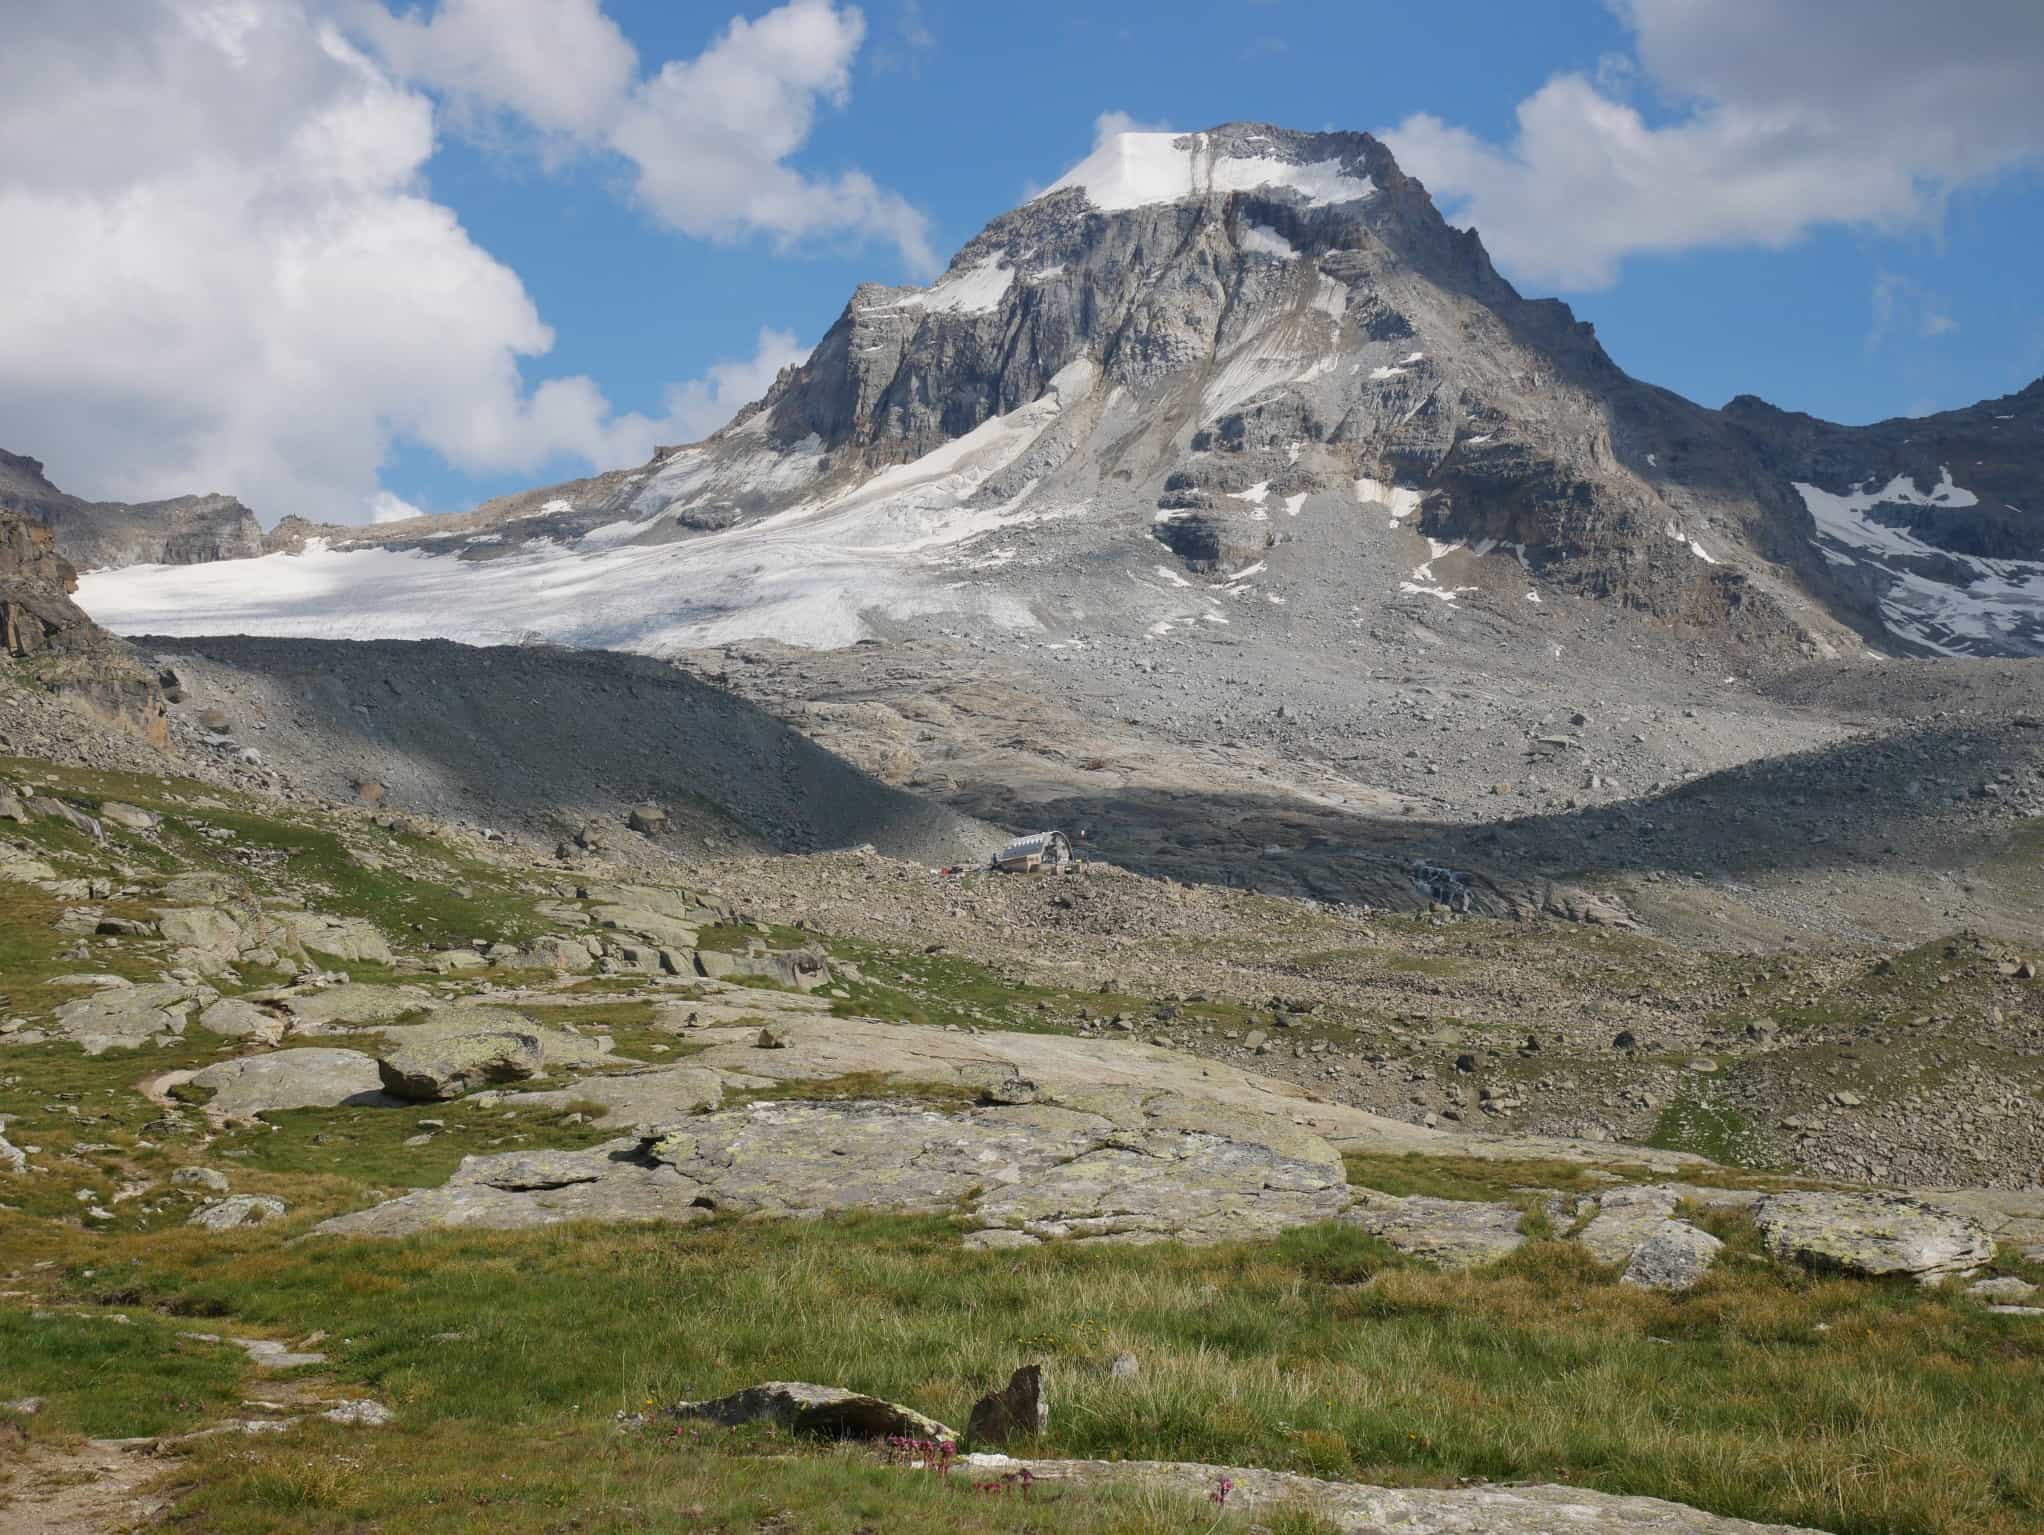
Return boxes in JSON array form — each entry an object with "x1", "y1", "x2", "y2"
[{"x1": 1035, "y1": 125, "x2": 1377, "y2": 213}]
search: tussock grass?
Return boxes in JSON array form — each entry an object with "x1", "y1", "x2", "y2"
[{"x1": 6, "y1": 1213, "x2": 2035, "y2": 1533}]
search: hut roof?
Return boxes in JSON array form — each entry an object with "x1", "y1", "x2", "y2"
[{"x1": 996, "y1": 830, "x2": 1065, "y2": 862}]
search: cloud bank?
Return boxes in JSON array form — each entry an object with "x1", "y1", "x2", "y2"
[{"x1": 1385, "y1": 0, "x2": 2044, "y2": 290}]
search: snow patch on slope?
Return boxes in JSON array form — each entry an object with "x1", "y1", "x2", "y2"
[
  {"x1": 1794, "y1": 468, "x2": 2044, "y2": 655},
  {"x1": 1356, "y1": 477, "x2": 1423, "y2": 528}
]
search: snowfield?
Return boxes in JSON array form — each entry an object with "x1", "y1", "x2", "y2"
[{"x1": 78, "y1": 363, "x2": 1100, "y2": 655}]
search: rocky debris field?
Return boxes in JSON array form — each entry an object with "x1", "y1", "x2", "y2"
[
  {"x1": 133, "y1": 633, "x2": 996, "y2": 869},
  {"x1": 679, "y1": 628, "x2": 2044, "y2": 945}
]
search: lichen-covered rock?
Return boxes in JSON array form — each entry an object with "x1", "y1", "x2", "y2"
[
  {"x1": 521, "y1": 934, "x2": 598, "y2": 973},
  {"x1": 1621, "y1": 1221, "x2": 1723, "y2": 1292},
  {"x1": 271, "y1": 911, "x2": 394, "y2": 965},
  {"x1": 155, "y1": 906, "x2": 247, "y2": 957},
  {"x1": 1342, "y1": 1190, "x2": 1527, "y2": 1267},
  {"x1": 187, "y1": 1049, "x2": 389, "y2": 1119},
  {"x1": 694, "y1": 947, "x2": 830, "y2": 991},
  {"x1": 188, "y1": 1194, "x2": 287, "y2": 1231},
  {"x1": 948, "y1": 1454, "x2": 1825, "y2": 1532},
  {"x1": 1755, "y1": 1192, "x2": 1993, "y2": 1281},
  {"x1": 52, "y1": 980, "x2": 213, "y2": 1053},
  {"x1": 508, "y1": 1063, "x2": 724, "y2": 1123},
  {"x1": 971, "y1": 1126, "x2": 1349, "y2": 1244},
  {"x1": 378, "y1": 1030, "x2": 542, "y2": 1101},
  {"x1": 196, "y1": 997, "x2": 287, "y2": 1044},
  {"x1": 592, "y1": 905, "x2": 700, "y2": 951},
  {"x1": 648, "y1": 1101, "x2": 1099, "y2": 1218},
  {"x1": 335, "y1": 1095, "x2": 1358, "y2": 1243},
  {"x1": 313, "y1": 1141, "x2": 706, "y2": 1236},
  {"x1": 670, "y1": 1382, "x2": 956, "y2": 1444},
  {"x1": 278, "y1": 983, "x2": 431, "y2": 1031}
]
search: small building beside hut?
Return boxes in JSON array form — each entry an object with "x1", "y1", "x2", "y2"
[{"x1": 992, "y1": 830, "x2": 1076, "y2": 873}]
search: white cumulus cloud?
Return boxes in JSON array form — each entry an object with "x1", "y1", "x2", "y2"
[
  {"x1": 353, "y1": 0, "x2": 935, "y2": 272},
  {"x1": 1384, "y1": 0, "x2": 2044, "y2": 290},
  {"x1": 0, "y1": 2, "x2": 835, "y2": 525}
]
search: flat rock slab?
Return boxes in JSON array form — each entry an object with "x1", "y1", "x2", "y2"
[
  {"x1": 671, "y1": 1382, "x2": 956, "y2": 1444},
  {"x1": 1343, "y1": 1191, "x2": 1527, "y2": 1268},
  {"x1": 52, "y1": 982, "x2": 214, "y2": 1053},
  {"x1": 1755, "y1": 1192, "x2": 1993, "y2": 1281},
  {"x1": 677, "y1": 1013, "x2": 1431, "y2": 1163},
  {"x1": 325, "y1": 1097, "x2": 1357, "y2": 1244},
  {"x1": 971, "y1": 1128, "x2": 1349, "y2": 1244},
  {"x1": 197, "y1": 998, "x2": 287, "y2": 1043},
  {"x1": 509, "y1": 1064, "x2": 725, "y2": 1123},
  {"x1": 314, "y1": 1141, "x2": 705, "y2": 1237},
  {"x1": 187, "y1": 1049, "x2": 391, "y2": 1119},
  {"x1": 649, "y1": 1101, "x2": 1103, "y2": 1219},
  {"x1": 279, "y1": 985, "x2": 432, "y2": 1031},
  {"x1": 953, "y1": 1456, "x2": 1825, "y2": 1532},
  {"x1": 375, "y1": 1006, "x2": 616, "y2": 1071},
  {"x1": 652, "y1": 1100, "x2": 1350, "y2": 1244},
  {"x1": 378, "y1": 1030, "x2": 542, "y2": 1101}
]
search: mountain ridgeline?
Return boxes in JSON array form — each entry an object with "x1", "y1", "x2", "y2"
[{"x1": 38, "y1": 123, "x2": 2044, "y2": 661}]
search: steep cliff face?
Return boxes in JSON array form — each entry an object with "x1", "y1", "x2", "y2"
[
  {"x1": 0, "y1": 509, "x2": 92, "y2": 658},
  {"x1": 0, "y1": 450, "x2": 265, "y2": 571},
  {"x1": 0, "y1": 506, "x2": 167, "y2": 745}
]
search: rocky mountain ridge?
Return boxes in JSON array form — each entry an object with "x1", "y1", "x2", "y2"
[
  {"x1": 0, "y1": 448, "x2": 265, "y2": 571},
  {"x1": 0, "y1": 502, "x2": 167, "y2": 746}
]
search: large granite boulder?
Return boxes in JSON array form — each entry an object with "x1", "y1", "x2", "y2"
[
  {"x1": 1755, "y1": 1192, "x2": 1993, "y2": 1281},
  {"x1": 271, "y1": 912, "x2": 394, "y2": 965},
  {"x1": 1342, "y1": 1190, "x2": 1527, "y2": 1268},
  {"x1": 378, "y1": 1030, "x2": 543, "y2": 1101},
  {"x1": 186, "y1": 1049, "x2": 390, "y2": 1119},
  {"x1": 196, "y1": 997, "x2": 287, "y2": 1044},
  {"x1": 277, "y1": 984, "x2": 430, "y2": 1031},
  {"x1": 1621, "y1": 1221, "x2": 1724, "y2": 1292}
]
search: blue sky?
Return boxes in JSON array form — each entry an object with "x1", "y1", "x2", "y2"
[{"x1": 4, "y1": 1, "x2": 2041, "y2": 523}]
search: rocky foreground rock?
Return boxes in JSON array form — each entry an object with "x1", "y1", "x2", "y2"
[
  {"x1": 949, "y1": 1454, "x2": 1824, "y2": 1534},
  {"x1": 1754, "y1": 1192, "x2": 1996, "y2": 1281}
]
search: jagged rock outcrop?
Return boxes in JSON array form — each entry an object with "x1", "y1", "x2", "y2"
[
  {"x1": 0, "y1": 507, "x2": 96, "y2": 659},
  {"x1": 0, "y1": 449, "x2": 264, "y2": 571},
  {"x1": 0, "y1": 504, "x2": 169, "y2": 744}
]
